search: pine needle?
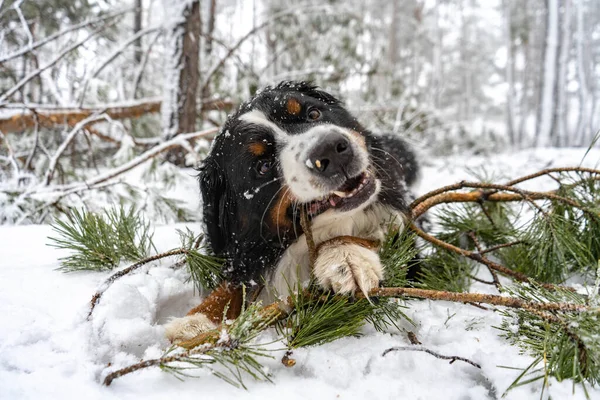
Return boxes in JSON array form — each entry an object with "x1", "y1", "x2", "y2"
[
  {"x1": 177, "y1": 228, "x2": 224, "y2": 290},
  {"x1": 48, "y1": 206, "x2": 155, "y2": 271}
]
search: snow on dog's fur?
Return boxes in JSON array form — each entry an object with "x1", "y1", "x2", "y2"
[{"x1": 165, "y1": 81, "x2": 419, "y2": 343}]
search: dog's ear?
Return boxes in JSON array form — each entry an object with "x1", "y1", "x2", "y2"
[{"x1": 199, "y1": 158, "x2": 230, "y2": 256}]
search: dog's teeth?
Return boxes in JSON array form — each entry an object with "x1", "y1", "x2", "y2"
[{"x1": 333, "y1": 191, "x2": 347, "y2": 198}]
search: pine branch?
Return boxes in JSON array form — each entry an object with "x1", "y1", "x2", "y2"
[
  {"x1": 88, "y1": 230, "x2": 222, "y2": 319},
  {"x1": 104, "y1": 301, "x2": 285, "y2": 387},
  {"x1": 408, "y1": 221, "x2": 564, "y2": 290},
  {"x1": 48, "y1": 206, "x2": 155, "y2": 272},
  {"x1": 101, "y1": 283, "x2": 598, "y2": 387}
]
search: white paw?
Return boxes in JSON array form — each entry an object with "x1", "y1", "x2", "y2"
[
  {"x1": 164, "y1": 313, "x2": 217, "y2": 344},
  {"x1": 313, "y1": 242, "x2": 383, "y2": 297}
]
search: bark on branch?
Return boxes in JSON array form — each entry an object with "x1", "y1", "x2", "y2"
[{"x1": 0, "y1": 99, "x2": 233, "y2": 134}]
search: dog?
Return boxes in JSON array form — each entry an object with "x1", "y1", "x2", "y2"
[{"x1": 165, "y1": 81, "x2": 419, "y2": 343}]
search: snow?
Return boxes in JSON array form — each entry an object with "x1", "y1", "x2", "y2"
[{"x1": 1, "y1": 148, "x2": 599, "y2": 400}]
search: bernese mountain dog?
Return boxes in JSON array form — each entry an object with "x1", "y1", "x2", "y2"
[{"x1": 165, "y1": 81, "x2": 419, "y2": 343}]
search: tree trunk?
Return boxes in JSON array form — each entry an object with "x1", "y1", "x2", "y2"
[
  {"x1": 575, "y1": 0, "x2": 592, "y2": 146},
  {"x1": 552, "y1": 0, "x2": 571, "y2": 147},
  {"x1": 535, "y1": 0, "x2": 559, "y2": 147},
  {"x1": 205, "y1": 0, "x2": 217, "y2": 57},
  {"x1": 134, "y1": 0, "x2": 143, "y2": 64},
  {"x1": 432, "y1": 0, "x2": 443, "y2": 110},
  {"x1": 161, "y1": 0, "x2": 202, "y2": 166},
  {"x1": 504, "y1": 0, "x2": 516, "y2": 147}
]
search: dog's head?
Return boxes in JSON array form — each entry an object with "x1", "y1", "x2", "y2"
[{"x1": 199, "y1": 81, "x2": 386, "y2": 277}]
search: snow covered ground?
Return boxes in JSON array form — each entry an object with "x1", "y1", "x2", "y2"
[{"x1": 1, "y1": 148, "x2": 599, "y2": 400}]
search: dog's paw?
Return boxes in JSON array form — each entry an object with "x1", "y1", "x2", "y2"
[
  {"x1": 313, "y1": 242, "x2": 383, "y2": 297},
  {"x1": 164, "y1": 313, "x2": 217, "y2": 344}
]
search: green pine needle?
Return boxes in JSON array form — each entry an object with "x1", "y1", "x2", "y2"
[
  {"x1": 48, "y1": 206, "x2": 155, "y2": 272},
  {"x1": 282, "y1": 289, "x2": 372, "y2": 348},
  {"x1": 177, "y1": 228, "x2": 224, "y2": 291},
  {"x1": 497, "y1": 283, "x2": 600, "y2": 392},
  {"x1": 417, "y1": 251, "x2": 474, "y2": 292},
  {"x1": 435, "y1": 202, "x2": 516, "y2": 250},
  {"x1": 379, "y1": 227, "x2": 419, "y2": 288},
  {"x1": 160, "y1": 301, "x2": 276, "y2": 389}
]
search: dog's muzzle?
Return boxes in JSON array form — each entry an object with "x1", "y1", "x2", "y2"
[
  {"x1": 306, "y1": 132, "x2": 355, "y2": 180},
  {"x1": 282, "y1": 127, "x2": 377, "y2": 215}
]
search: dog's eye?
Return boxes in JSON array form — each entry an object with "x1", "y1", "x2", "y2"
[
  {"x1": 307, "y1": 108, "x2": 321, "y2": 121},
  {"x1": 256, "y1": 159, "x2": 273, "y2": 175}
]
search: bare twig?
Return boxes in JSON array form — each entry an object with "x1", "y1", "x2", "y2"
[
  {"x1": 88, "y1": 248, "x2": 188, "y2": 319},
  {"x1": 78, "y1": 25, "x2": 161, "y2": 106},
  {"x1": 300, "y1": 207, "x2": 317, "y2": 268},
  {"x1": 467, "y1": 231, "x2": 501, "y2": 289},
  {"x1": 132, "y1": 31, "x2": 162, "y2": 99},
  {"x1": 44, "y1": 113, "x2": 108, "y2": 185},
  {"x1": 504, "y1": 167, "x2": 600, "y2": 187},
  {"x1": 381, "y1": 346, "x2": 481, "y2": 369},
  {"x1": 479, "y1": 241, "x2": 523, "y2": 255}
]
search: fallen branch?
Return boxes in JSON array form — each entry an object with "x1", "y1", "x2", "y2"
[
  {"x1": 381, "y1": 346, "x2": 481, "y2": 369},
  {"x1": 101, "y1": 283, "x2": 597, "y2": 385},
  {"x1": 0, "y1": 98, "x2": 232, "y2": 134}
]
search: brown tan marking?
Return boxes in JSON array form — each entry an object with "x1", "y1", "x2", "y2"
[
  {"x1": 286, "y1": 97, "x2": 302, "y2": 115},
  {"x1": 316, "y1": 235, "x2": 380, "y2": 253},
  {"x1": 186, "y1": 281, "x2": 244, "y2": 324},
  {"x1": 269, "y1": 185, "x2": 296, "y2": 230},
  {"x1": 348, "y1": 130, "x2": 368, "y2": 151},
  {"x1": 248, "y1": 142, "x2": 267, "y2": 157}
]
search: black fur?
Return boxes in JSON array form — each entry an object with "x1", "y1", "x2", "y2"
[{"x1": 199, "y1": 81, "x2": 418, "y2": 284}]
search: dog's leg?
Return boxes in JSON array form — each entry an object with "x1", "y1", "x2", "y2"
[
  {"x1": 164, "y1": 281, "x2": 243, "y2": 344},
  {"x1": 313, "y1": 236, "x2": 383, "y2": 297}
]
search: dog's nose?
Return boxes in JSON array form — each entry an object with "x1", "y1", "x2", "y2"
[{"x1": 307, "y1": 133, "x2": 353, "y2": 178}]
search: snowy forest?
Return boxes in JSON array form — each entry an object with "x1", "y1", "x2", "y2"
[
  {"x1": 1, "y1": 0, "x2": 599, "y2": 223},
  {"x1": 2, "y1": 1, "x2": 600, "y2": 400}
]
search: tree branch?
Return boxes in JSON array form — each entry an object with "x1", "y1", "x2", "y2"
[
  {"x1": 0, "y1": 8, "x2": 134, "y2": 64},
  {"x1": 88, "y1": 248, "x2": 188, "y2": 318},
  {"x1": 0, "y1": 22, "x2": 116, "y2": 104},
  {"x1": 0, "y1": 98, "x2": 232, "y2": 134}
]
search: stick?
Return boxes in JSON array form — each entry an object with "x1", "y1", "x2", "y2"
[
  {"x1": 44, "y1": 113, "x2": 108, "y2": 185},
  {"x1": 360, "y1": 287, "x2": 592, "y2": 313},
  {"x1": 88, "y1": 249, "x2": 188, "y2": 319},
  {"x1": 300, "y1": 207, "x2": 317, "y2": 268},
  {"x1": 381, "y1": 346, "x2": 481, "y2": 369}
]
